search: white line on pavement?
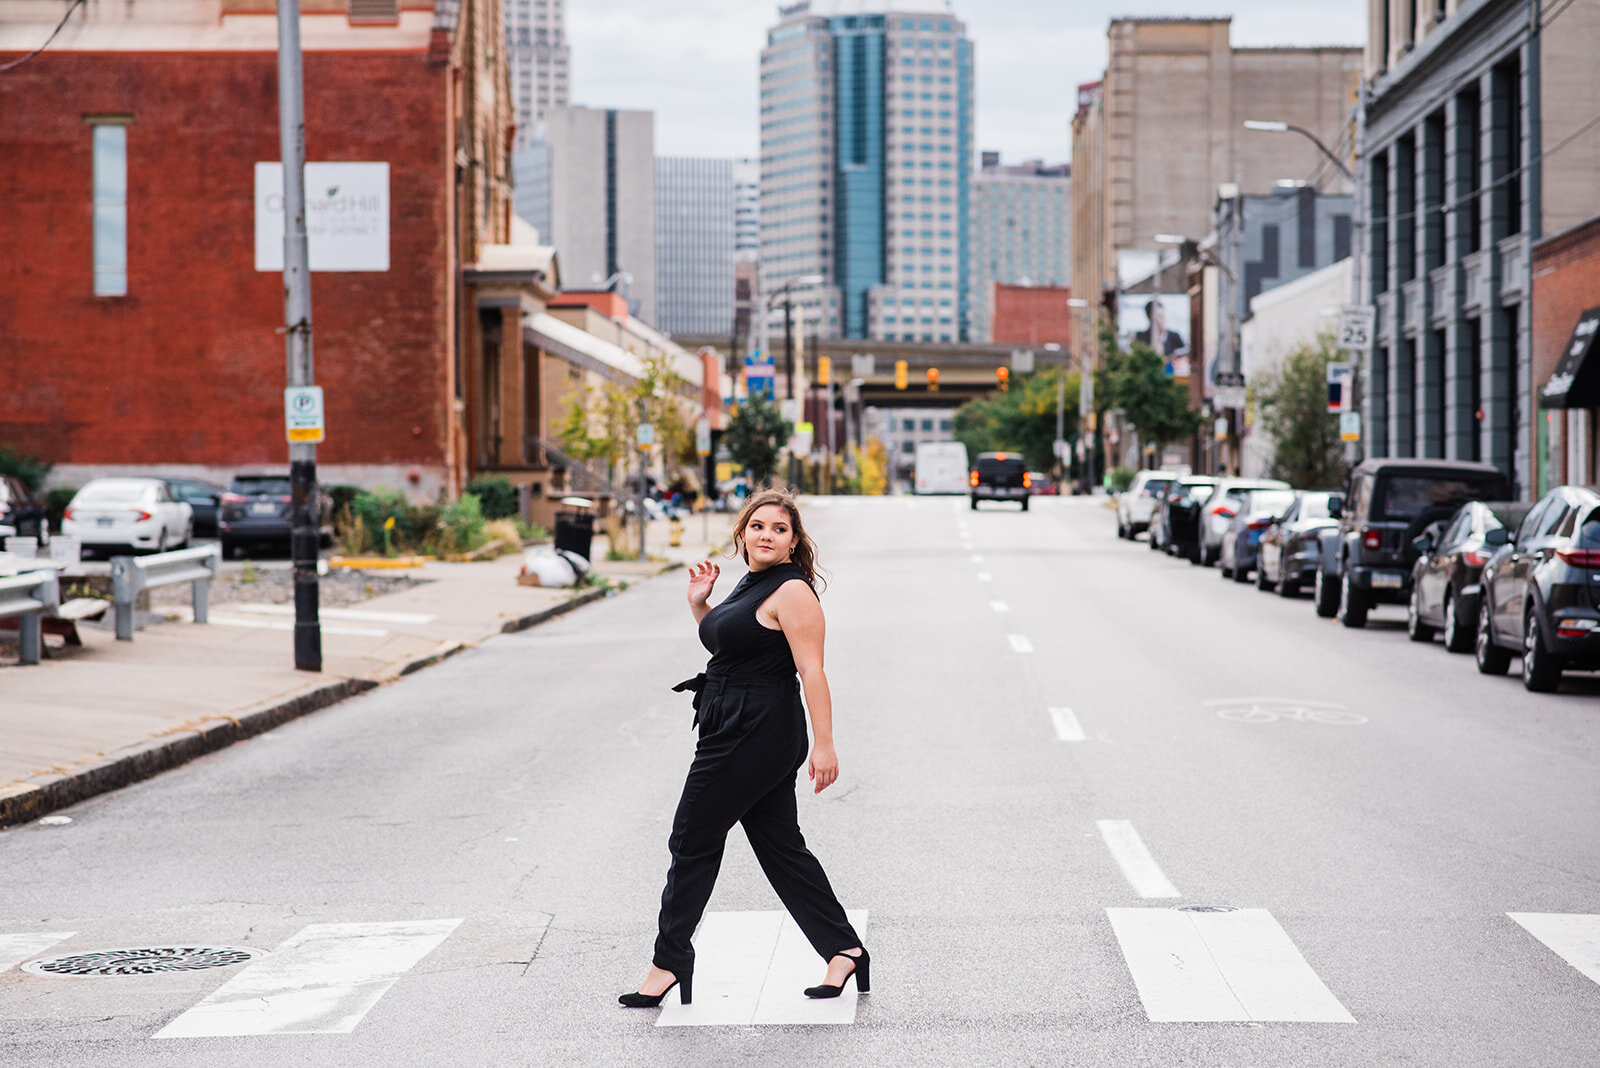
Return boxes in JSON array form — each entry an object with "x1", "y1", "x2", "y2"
[
  {"x1": 161, "y1": 606, "x2": 388, "y2": 637},
  {"x1": 1049, "y1": 707, "x2": 1086, "y2": 741},
  {"x1": 970, "y1": 554, "x2": 984, "y2": 563},
  {"x1": 0, "y1": 932, "x2": 75, "y2": 973},
  {"x1": 1097, "y1": 820, "x2": 1181, "y2": 899},
  {"x1": 228, "y1": 604, "x2": 437, "y2": 625},
  {"x1": 1107, "y1": 908, "x2": 1354, "y2": 1022},
  {"x1": 990, "y1": 600, "x2": 1009, "y2": 613},
  {"x1": 154, "y1": 919, "x2": 462, "y2": 1038},
  {"x1": 977, "y1": 571, "x2": 992, "y2": 582},
  {"x1": 1509, "y1": 913, "x2": 1600, "y2": 987},
  {"x1": 656, "y1": 909, "x2": 869, "y2": 1027},
  {"x1": 1008, "y1": 634, "x2": 1033, "y2": 653}
]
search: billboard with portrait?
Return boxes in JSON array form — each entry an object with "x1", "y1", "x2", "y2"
[{"x1": 1117, "y1": 294, "x2": 1191, "y2": 378}]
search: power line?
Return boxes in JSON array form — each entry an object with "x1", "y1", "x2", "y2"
[{"x1": 0, "y1": 0, "x2": 88, "y2": 74}]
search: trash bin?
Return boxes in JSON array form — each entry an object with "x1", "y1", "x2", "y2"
[{"x1": 553, "y1": 497, "x2": 595, "y2": 560}]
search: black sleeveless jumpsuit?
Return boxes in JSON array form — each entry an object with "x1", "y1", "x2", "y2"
[{"x1": 654, "y1": 560, "x2": 861, "y2": 977}]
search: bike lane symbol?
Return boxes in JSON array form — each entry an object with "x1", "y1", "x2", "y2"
[{"x1": 1203, "y1": 697, "x2": 1368, "y2": 725}]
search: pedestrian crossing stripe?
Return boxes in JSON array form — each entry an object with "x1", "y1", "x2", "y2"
[
  {"x1": 656, "y1": 909, "x2": 869, "y2": 1027},
  {"x1": 154, "y1": 919, "x2": 462, "y2": 1038},
  {"x1": 1107, "y1": 907, "x2": 1355, "y2": 1022},
  {"x1": 1509, "y1": 913, "x2": 1600, "y2": 989},
  {"x1": 0, "y1": 932, "x2": 75, "y2": 974}
]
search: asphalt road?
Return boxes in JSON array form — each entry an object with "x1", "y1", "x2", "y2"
[{"x1": 2, "y1": 495, "x2": 1597, "y2": 1066}]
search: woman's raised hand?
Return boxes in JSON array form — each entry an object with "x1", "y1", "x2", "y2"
[{"x1": 686, "y1": 560, "x2": 720, "y2": 607}]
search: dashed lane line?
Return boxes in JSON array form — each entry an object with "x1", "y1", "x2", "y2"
[
  {"x1": 1049, "y1": 707, "x2": 1086, "y2": 741},
  {"x1": 1008, "y1": 634, "x2": 1033, "y2": 653},
  {"x1": 1097, "y1": 820, "x2": 1181, "y2": 899},
  {"x1": 990, "y1": 600, "x2": 1009, "y2": 613},
  {"x1": 1509, "y1": 913, "x2": 1600, "y2": 988}
]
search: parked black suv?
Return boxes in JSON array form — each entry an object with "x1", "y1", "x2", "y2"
[
  {"x1": 970, "y1": 452, "x2": 1030, "y2": 511},
  {"x1": 0, "y1": 474, "x2": 49, "y2": 543},
  {"x1": 1323, "y1": 459, "x2": 1509, "y2": 628},
  {"x1": 1475, "y1": 485, "x2": 1600, "y2": 692}
]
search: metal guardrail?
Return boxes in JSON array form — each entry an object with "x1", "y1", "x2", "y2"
[
  {"x1": 0, "y1": 569, "x2": 61, "y2": 665},
  {"x1": 110, "y1": 545, "x2": 221, "y2": 642}
]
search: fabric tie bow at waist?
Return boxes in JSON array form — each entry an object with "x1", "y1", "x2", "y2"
[
  {"x1": 672, "y1": 672, "x2": 794, "y2": 728},
  {"x1": 671, "y1": 673, "x2": 709, "y2": 719}
]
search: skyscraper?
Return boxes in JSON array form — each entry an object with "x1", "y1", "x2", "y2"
[
  {"x1": 969, "y1": 152, "x2": 1071, "y2": 342},
  {"x1": 733, "y1": 157, "x2": 760, "y2": 263},
  {"x1": 759, "y1": 1, "x2": 974, "y2": 342},
  {"x1": 505, "y1": 0, "x2": 571, "y2": 150},
  {"x1": 656, "y1": 157, "x2": 736, "y2": 336}
]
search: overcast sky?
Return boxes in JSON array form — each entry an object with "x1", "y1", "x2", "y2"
[{"x1": 567, "y1": 1, "x2": 1366, "y2": 163}]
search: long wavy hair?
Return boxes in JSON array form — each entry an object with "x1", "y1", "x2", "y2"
[{"x1": 729, "y1": 488, "x2": 827, "y2": 592}]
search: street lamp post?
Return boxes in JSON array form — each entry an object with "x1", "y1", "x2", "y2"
[
  {"x1": 763, "y1": 274, "x2": 823, "y2": 401},
  {"x1": 1241, "y1": 119, "x2": 1353, "y2": 180},
  {"x1": 1067, "y1": 298, "x2": 1092, "y2": 493}
]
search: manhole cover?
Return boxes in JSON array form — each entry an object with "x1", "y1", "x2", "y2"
[
  {"x1": 1173, "y1": 905, "x2": 1239, "y2": 914},
  {"x1": 22, "y1": 946, "x2": 265, "y2": 977}
]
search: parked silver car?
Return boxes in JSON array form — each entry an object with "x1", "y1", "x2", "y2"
[
  {"x1": 1196, "y1": 478, "x2": 1290, "y2": 566},
  {"x1": 1218, "y1": 488, "x2": 1299, "y2": 582},
  {"x1": 1116, "y1": 470, "x2": 1178, "y2": 539}
]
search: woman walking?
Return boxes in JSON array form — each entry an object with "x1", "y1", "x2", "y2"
[{"x1": 620, "y1": 489, "x2": 868, "y2": 1008}]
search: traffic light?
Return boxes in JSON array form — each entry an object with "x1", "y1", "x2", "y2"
[
  {"x1": 927, "y1": 367, "x2": 940, "y2": 392},
  {"x1": 894, "y1": 359, "x2": 908, "y2": 390},
  {"x1": 997, "y1": 366, "x2": 1010, "y2": 392},
  {"x1": 817, "y1": 356, "x2": 831, "y2": 386}
]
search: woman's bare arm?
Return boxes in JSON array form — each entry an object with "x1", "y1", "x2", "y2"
[{"x1": 771, "y1": 581, "x2": 837, "y2": 792}]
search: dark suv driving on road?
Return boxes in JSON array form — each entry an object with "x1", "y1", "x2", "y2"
[
  {"x1": 1323, "y1": 459, "x2": 1509, "y2": 628},
  {"x1": 970, "y1": 452, "x2": 1030, "y2": 511}
]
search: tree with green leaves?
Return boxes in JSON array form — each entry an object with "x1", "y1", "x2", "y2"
[
  {"x1": 724, "y1": 393, "x2": 789, "y2": 486},
  {"x1": 1254, "y1": 334, "x2": 1346, "y2": 490},
  {"x1": 952, "y1": 367, "x2": 1079, "y2": 470},
  {"x1": 1098, "y1": 324, "x2": 1202, "y2": 457},
  {"x1": 556, "y1": 352, "x2": 693, "y2": 488}
]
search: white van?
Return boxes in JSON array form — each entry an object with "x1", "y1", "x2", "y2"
[{"x1": 914, "y1": 441, "x2": 971, "y2": 495}]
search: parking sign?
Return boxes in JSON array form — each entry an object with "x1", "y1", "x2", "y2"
[{"x1": 284, "y1": 386, "x2": 325, "y2": 443}]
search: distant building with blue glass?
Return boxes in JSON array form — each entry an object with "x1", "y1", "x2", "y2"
[{"x1": 759, "y1": 1, "x2": 973, "y2": 342}]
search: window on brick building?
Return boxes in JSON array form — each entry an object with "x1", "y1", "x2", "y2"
[{"x1": 89, "y1": 119, "x2": 129, "y2": 297}]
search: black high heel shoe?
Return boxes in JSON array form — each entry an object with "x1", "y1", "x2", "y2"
[
  {"x1": 803, "y1": 948, "x2": 869, "y2": 999},
  {"x1": 618, "y1": 969, "x2": 692, "y2": 1008}
]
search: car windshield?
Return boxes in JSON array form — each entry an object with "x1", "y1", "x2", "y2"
[
  {"x1": 1301, "y1": 494, "x2": 1337, "y2": 519},
  {"x1": 1143, "y1": 478, "x2": 1173, "y2": 497},
  {"x1": 1248, "y1": 491, "x2": 1297, "y2": 515},
  {"x1": 232, "y1": 477, "x2": 292, "y2": 496},
  {"x1": 1373, "y1": 476, "x2": 1499, "y2": 521},
  {"x1": 77, "y1": 484, "x2": 148, "y2": 504},
  {"x1": 976, "y1": 457, "x2": 1025, "y2": 475},
  {"x1": 1578, "y1": 512, "x2": 1600, "y2": 548},
  {"x1": 1487, "y1": 504, "x2": 1532, "y2": 532}
]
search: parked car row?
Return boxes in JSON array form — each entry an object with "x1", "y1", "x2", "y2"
[{"x1": 1120, "y1": 457, "x2": 1600, "y2": 693}]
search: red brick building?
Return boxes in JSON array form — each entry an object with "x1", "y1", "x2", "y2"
[
  {"x1": 1532, "y1": 213, "x2": 1600, "y2": 491},
  {"x1": 990, "y1": 283, "x2": 1074, "y2": 348},
  {"x1": 0, "y1": 0, "x2": 519, "y2": 501}
]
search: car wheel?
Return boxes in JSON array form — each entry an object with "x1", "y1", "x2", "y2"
[
  {"x1": 1443, "y1": 590, "x2": 1473, "y2": 653},
  {"x1": 1256, "y1": 561, "x2": 1273, "y2": 591},
  {"x1": 1314, "y1": 568, "x2": 1339, "y2": 617},
  {"x1": 151, "y1": 529, "x2": 169, "y2": 556},
  {"x1": 1117, "y1": 519, "x2": 1127, "y2": 539},
  {"x1": 1475, "y1": 600, "x2": 1512, "y2": 675},
  {"x1": 1233, "y1": 557, "x2": 1252, "y2": 584},
  {"x1": 969, "y1": 497, "x2": 978, "y2": 511},
  {"x1": 1339, "y1": 571, "x2": 1368, "y2": 628},
  {"x1": 1407, "y1": 586, "x2": 1436, "y2": 642},
  {"x1": 1523, "y1": 612, "x2": 1565, "y2": 693},
  {"x1": 1020, "y1": 498, "x2": 1029, "y2": 512},
  {"x1": 178, "y1": 522, "x2": 192, "y2": 550}
]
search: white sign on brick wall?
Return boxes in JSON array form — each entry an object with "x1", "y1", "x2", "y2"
[{"x1": 255, "y1": 162, "x2": 390, "y2": 272}]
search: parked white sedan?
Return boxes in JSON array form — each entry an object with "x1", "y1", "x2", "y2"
[{"x1": 62, "y1": 478, "x2": 192, "y2": 556}]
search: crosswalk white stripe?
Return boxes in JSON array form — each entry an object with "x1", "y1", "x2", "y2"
[
  {"x1": 154, "y1": 919, "x2": 461, "y2": 1038},
  {"x1": 228, "y1": 604, "x2": 436, "y2": 625},
  {"x1": 1049, "y1": 707, "x2": 1086, "y2": 741},
  {"x1": 1008, "y1": 634, "x2": 1033, "y2": 653},
  {"x1": 0, "y1": 932, "x2": 75, "y2": 973},
  {"x1": 1509, "y1": 913, "x2": 1600, "y2": 987},
  {"x1": 990, "y1": 600, "x2": 1009, "y2": 613},
  {"x1": 1097, "y1": 821, "x2": 1181, "y2": 899},
  {"x1": 1107, "y1": 908, "x2": 1354, "y2": 1022},
  {"x1": 657, "y1": 909, "x2": 869, "y2": 1027}
]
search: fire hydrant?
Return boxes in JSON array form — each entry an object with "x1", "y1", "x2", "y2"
[{"x1": 669, "y1": 517, "x2": 684, "y2": 548}]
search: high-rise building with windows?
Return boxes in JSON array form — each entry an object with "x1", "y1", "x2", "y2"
[
  {"x1": 734, "y1": 157, "x2": 761, "y2": 263},
  {"x1": 759, "y1": 1, "x2": 973, "y2": 343},
  {"x1": 656, "y1": 157, "x2": 736, "y2": 336},
  {"x1": 969, "y1": 152, "x2": 1071, "y2": 342},
  {"x1": 505, "y1": 0, "x2": 571, "y2": 150}
]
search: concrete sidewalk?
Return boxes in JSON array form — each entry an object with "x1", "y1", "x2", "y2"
[{"x1": 0, "y1": 511, "x2": 733, "y2": 827}]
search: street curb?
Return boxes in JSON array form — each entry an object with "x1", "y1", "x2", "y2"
[
  {"x1": 0, "y1": 578, "x2": 638, "y2": 830},
  {"x1": 0, "y1": 677, "x2": 374, "y2": 830}
]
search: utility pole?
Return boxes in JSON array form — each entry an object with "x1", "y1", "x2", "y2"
[
  {"x1": 783, "y1": 294, "x2": 794, "y2": 400},
  {"x1": 276, "y1": 0, "x2": 321, "y2": 672},
  {"x1": 638, "y1": 396, "x2": 649, "y2": 561}
]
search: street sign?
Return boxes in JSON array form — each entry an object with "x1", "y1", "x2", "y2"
[
  {"x1": 851, "y1": 354, "x2": 876, "y2": 377},
  {"x1": 1214, "y1": 416, "x2": 1228, "y2": 442},
  {"x1": 636, "y1": 422, "x2": 654, "y2": 447},
  {"x1": 780, "y1": 398, "x2": 801, "y2": 422},
  {"x1": 1337, "y1": 305, "x2": 1376, "y2": 351},
  {"x1": 1052, "y1": 439, "x2": 1068, "y2": 460},
  {"x1": 1326, "y1": 361, "x2": 1354, "y2": 412},
  {"x1": 1011, "y1": 349, "x2": 1035, "y2": 374},
  {"x1": 1340, "y1": 411, "x2": 1362, "y2": 442},
  {"x1": 284, "y1": 385, "x2": 325, "y2": 443},
  {"x1": 695, "y1": 417, "x2": 711, "y2": 457},
  {"x1": 744, "y1": 350, "x2": 776, "y2": 401}
]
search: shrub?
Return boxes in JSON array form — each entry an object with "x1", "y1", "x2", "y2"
[
  {"x1": 430, "y1": 492, "x2": 489, "y2": 554},
  {"x1": 0, "y1": 447, "x2": 52, "y2": 492},
  {"x1": 46, "y1": 487, "x2": 78, "y2": 531},
  {"x1": 1109, "y1": 466, "x2": 1138, "y2": 493},
  {"x1": 465, "y1": 476, "x2": 519, "y2": 520}
]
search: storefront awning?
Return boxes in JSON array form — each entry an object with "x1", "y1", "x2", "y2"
[{"x1": 1540, "y1": 306, "x2": 1600, "y2": 409}]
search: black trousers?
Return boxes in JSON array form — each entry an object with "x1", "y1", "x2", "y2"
[{"x1": 653, "y1": 673, "x2": 860, "y2": 976}]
